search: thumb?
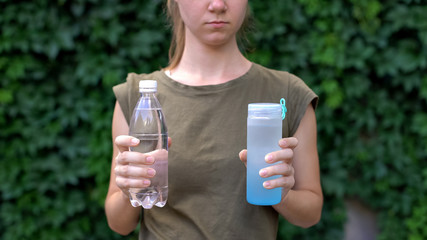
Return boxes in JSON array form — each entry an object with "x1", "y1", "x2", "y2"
[
  {"x1": 239, "y1": 149, "x2": 247, "y2": 167},
  {"x1": 115, "y1": 135, "x2": 140, "y2": 153}
]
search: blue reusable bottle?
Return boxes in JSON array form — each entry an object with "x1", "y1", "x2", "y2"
[{"x1": 247, "y1": 102, "x2": 283, "y2": 205}]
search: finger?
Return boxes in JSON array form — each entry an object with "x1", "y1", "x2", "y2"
[
  {"x1": 115, "y1": 164, "x2": 156, "y2": 178},
  {"x1": 265, "y1": 148, "x2": 294, "y2": 164},
  {"x1": 116, "y1": 176, "x2": 151, "y2": 189},
  {"x1": 239, "y1": 149, "x2": 247, "y2": 166},
  {"x1": 116, "y1": 151, "x2": 155, "y2": 165},
  {"x1": 168, "y1": 137, "x2": 172, "y2": 148},
  {"x1": 115, "y1": 135, "x2": 140, "y2": 153},
  {"x1": 259, "y1": 163, "x2": 294, "y2": 178},
  {"x1": 279, "y1": 137, "x2": 298, "y2": 149},
  {"x1": 263, "y1": 176, "x2": 295, "y2": 190}
]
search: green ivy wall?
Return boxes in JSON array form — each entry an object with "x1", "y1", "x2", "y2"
[{"x1": 1, "y1": 0, "x2": 426, "y2": 239}]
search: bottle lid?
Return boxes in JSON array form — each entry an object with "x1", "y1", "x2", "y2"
[
  {"x1": 248, "y1": 98, "x2": 287, "y2": 119},
  {"x1": 248, "y1": 103, "x2": 282, "y2": 119},
  {"x1": 139, "y1": 80, "x2": 157, "y2": 92}
]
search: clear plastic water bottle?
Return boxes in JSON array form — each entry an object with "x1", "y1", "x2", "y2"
[
  {"x1": 128, "y1": 80, "x2": 168, "y2": 209},
  {"x1": 247, "y1": 102, "x2": 285, "y2": 205}
]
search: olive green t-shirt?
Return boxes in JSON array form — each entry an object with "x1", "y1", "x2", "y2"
[{"x1": 113, "y1": 63, "x2": 318, "y2": 240}]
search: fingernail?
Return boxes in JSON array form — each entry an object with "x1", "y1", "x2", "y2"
[
  {"x1": 263, "y1": 181, "x2": 271, "y2": 189},
  {"x1": 131, "y1": 138, "x2": 140, "y2": 144},
  {"x1": 259, "y1": 169, "x2": 268, "y2": 177},
  {"x1": 146, "y1": 156, "x2": 154, "y2": 164},
  {"x1": 147, "y1": 169, "x2": 156, "y2": 177},
  {"x1": 279, "y1": 139, "x2": 287, "y2": 147},
  {"x1": 265, "y1": 154, "x2": 273, "y2": 163},
  {"x1": 143, "y1": 180, "x2": 150, "y2": 186}
]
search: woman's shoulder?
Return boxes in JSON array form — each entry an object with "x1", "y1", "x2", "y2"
[
  {"x1": 113, "y1": 70, "x2": 162, "y2": 96},
  {"x1": 251, "y1": 63, "x2": 306, "y2": 88},
  {"x1": 125, "y1": 70, "x2": 164, "y2": 86},
  {"x1": 252, "y1": 62, "x2": 318, "y2": 108}
]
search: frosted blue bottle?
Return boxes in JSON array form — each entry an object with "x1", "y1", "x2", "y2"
[{"x1": 247, "y1": 103, "x2": 283, "y2": 205}]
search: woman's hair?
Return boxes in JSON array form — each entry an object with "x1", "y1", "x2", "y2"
[{"x1": 165, "y1": 0, "x2": 253, "y2": 70}]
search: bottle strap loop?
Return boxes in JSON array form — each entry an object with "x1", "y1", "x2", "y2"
[{"x1": 280, "y1": 98, "x2": 287, "y2": 120}]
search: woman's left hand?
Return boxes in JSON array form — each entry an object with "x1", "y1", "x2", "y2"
[{"x1": 239, "y1": 137, "x2": 298, "y2": 199}]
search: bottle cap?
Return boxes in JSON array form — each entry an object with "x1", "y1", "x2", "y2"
[
  {"x1": 139, "y1": 80, "x2": 157, "y2": 92},
  {"x1": 248, "y1": 103, "x2": 282, "y2": 119},
  {"x1": 248, "y1": 98, "x2": 287, "y2": 120}
]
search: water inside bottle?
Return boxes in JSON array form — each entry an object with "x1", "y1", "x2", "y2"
[
  {"x1": 247, "y1": 119, "x2": 282, "y2": 205},
  {"x1": 128, "y1": 133, "x2": 168, "y2": 209}
]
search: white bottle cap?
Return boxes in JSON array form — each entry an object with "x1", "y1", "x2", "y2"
[{"x1": 139, "y1": 80, "x2": 157, "y2": 92}]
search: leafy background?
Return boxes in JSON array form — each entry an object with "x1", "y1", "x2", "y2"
[{"x1": 1, "y1": 0, "x2": 426, "y2": 239}]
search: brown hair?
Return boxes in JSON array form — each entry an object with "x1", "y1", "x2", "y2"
[
  {"x1": 166, "y1": 0, "x2": 185, "y2": 70},
  {"x1": 165, "y1": 0, "x2": 253, "y2": 70}
]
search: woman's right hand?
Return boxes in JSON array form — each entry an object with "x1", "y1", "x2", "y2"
[{"x1": 113, "y1": 135, "x2": 156, "y2": 197}]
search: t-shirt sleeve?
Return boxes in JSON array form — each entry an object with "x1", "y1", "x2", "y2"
[
  {"x1": 112, "y1": 73, "x2": 142, "y2": 125},
  {"x1": 287, "y1": 73, "x2": 318, "y2": 136},
  {"x1": 112, "y1": 82, "x2": 130, "y2": 124}
]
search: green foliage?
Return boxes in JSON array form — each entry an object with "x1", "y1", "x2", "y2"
[
  {"x1": 252, "y1": 0, "x2": 427, "y2": 239},
  {"x1": 1, "y1": 0, "x2": 426, "y2": 239},
  {"x1": 0, "y1": 0, "x2": 168, "y2": 239}
]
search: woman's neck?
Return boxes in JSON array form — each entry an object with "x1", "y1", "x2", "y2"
[{"x1": 167, "y1": 38, "x2": 252, "y2": 86}]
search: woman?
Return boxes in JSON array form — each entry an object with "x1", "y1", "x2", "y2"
[{"x1": 105, "y1": 0, "x2": 323, "y2": 239}]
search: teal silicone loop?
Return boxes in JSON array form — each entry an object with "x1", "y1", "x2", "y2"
[{"x1": 280, "y1": 98, "x2": 287, "y2": 120}]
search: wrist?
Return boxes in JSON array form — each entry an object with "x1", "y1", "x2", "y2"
[{"x1": 275, "y1": 189, "x2": 293, "y2": 207}]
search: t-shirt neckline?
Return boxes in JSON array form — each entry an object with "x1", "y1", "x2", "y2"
[{"x1": 158, "y1": 63, "x2": 258, "y2": 94}]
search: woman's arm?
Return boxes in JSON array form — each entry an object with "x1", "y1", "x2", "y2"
[
  {"x1": 272, "y1": 104, "x2": 323, "y2": 227},
  {"x1": 105, "y1": 101, "x2": 141, "y2": 235}
]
